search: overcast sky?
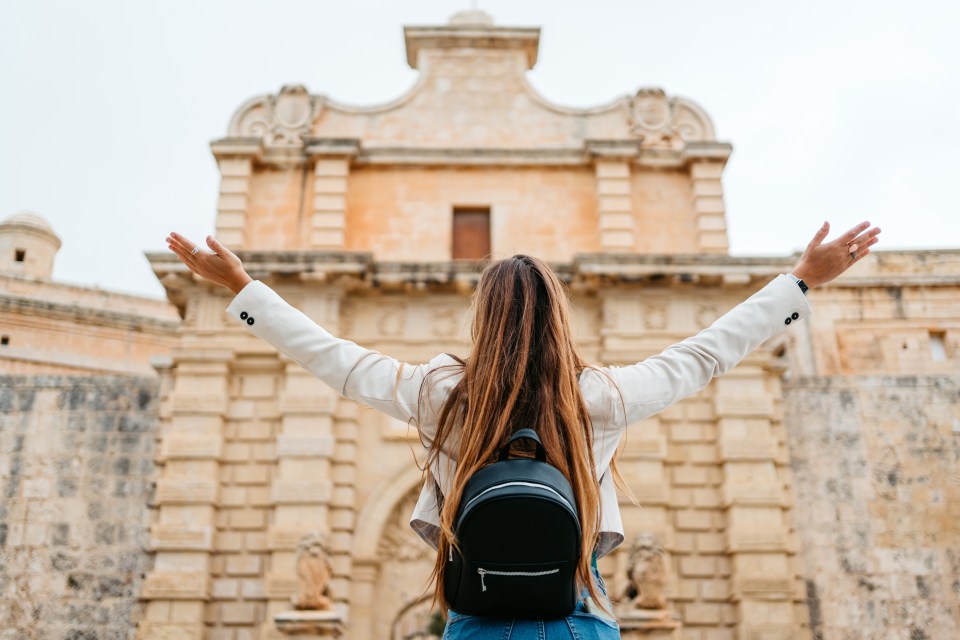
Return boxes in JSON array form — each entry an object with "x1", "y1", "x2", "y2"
[{"x1": 1, "y1": 0, "x2": 956, "y2": 299}]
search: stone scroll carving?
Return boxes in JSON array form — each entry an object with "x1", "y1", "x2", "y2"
[
  {"x1": 624, "y1": 532, "x2": 668, "y2": 610},
  {"x1": 292, "y1": 532, "x2": 335, "y2": 610},
  {"x1": 629, "y1": 88, "x2": 716, "y2": 148},
  {"x1": 228, "y1": 84, "x2": 323, "y2": 146}
]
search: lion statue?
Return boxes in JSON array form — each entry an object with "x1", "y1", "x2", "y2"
[
  {"x1": 624, "y1": 532, "x2": 668, "y2": 610},
  {"x1": 292, "y1": 532, "x2": 334, "y2": 610}
]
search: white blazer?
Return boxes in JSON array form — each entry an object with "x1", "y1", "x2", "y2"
[{"x1": 226, "y1": 274, "x2": 810, "y2": 557}]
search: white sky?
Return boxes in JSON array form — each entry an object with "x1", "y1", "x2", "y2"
[{"x1": 1, "y1": 0, "x2": 957, "y2": 299}]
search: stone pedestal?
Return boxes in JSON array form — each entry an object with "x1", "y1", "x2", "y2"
[
  {"x1": 274, "y1": 610, "x2": 345, "y2": 638},
  {"x1": 618, "y1": 609, "x2": 682, "y2": 640}
]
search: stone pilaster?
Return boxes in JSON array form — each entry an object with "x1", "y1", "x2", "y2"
[
  {"x1": 661, "y1": 391, "x2": 731, "y2": 635},
  {"x1": 139, "y1": 347, "x2": 231, "y2": 640},
  {"x1": 305, "y1": 139, "x2": 359, "y2": 250},
  {"x1": 613, "y1": 419, "x2": 683, "y2": 638},
  {"x1": 346, "y1": 559, "x2": 380, "y2": 639},
  {"x1": 260, "y1": 292, "x2": 343, "y2": 638},
  {"x1": 595, "y1": 160, "x2": 636, "y2": 252},
  {"x1": 690, "y1": 161, "x2": 729, "y2": 254},
  {"x1": 715, "y1": 354, "x2": 809, "y2": 640},
  {"x1": 211, "y1": 139, "x2": 262, "y2": 249},
  {"x1": 329, "y1": 400, "x2": 359, "y2": 614}
]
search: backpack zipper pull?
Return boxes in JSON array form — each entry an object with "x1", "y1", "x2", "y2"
[
  {"x1": 449, "y1": 545, "x2": 453, "y2": 562},
  {"x1": 477, "y1": 568, "x2": 488, "y2": 592}
]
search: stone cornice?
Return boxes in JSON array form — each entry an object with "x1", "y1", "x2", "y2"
[
  {"x1": 303, "y1": 137, "x2": 360, "y2": 158},
  {"x1": 683, "y1": 141, "x2": 734, "y2": 165},
  {"x1": 0, "y1": 293, "x2": 180, "y2": 333},
  {"x1": 0, "y1": 348, "x2": 162, "y2": 377},
  {"x1": 210, "y1": 137, "x2": 264, "y2": 161},
  {"x1": 208, "y1": 137, "x2": 731, "y2": 169},
  {"x1": 149, "y1": 250, "x2": 960, "y2": 301},
  {"x1": 355, "y1": 146, "x2": 587, "y2": 167},
  {"x1": 403, "y1": 24, "x2": 541, "y2": 69}
]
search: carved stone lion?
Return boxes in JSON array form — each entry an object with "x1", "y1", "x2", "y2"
[
  {"x1": 292, "y1": 532, "x2": 334, "y2": 610},
  {"x1": 624, "y1": 532, "x2": 668, "y2": 610}
]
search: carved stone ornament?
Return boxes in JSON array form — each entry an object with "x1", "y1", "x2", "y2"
[
  {"x1": 643, "y1": 303, "x2": 669, "y2": 331},
  {"x1": 624, "y1": 532, "x2": 668, "y2": 610},
  {"x1": 229, "y1": 84, "x2": 323, "y2": 146},
  {"x1": 629, "y1": 88, "x2": 715, "y2": 148},
  {"x1": 292, "y1": 532, "x2": 334, "y2": 610}
]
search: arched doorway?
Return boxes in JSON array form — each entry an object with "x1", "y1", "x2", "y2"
[
  {"x1": 371, "y1": 488, "x2": 442, "y2": 639},
  {"x1": 390, "y1": 592, "x2": 445, "y2": 640}
]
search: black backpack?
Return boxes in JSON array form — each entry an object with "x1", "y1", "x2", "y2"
[{"x1": 443, "y1": 428, "x2": 582, "y2": 619}]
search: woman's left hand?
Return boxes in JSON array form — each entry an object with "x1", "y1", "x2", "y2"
[
  {"x1": 165, "y1": 232, "x2": 253, "y2": 294},
  {"x1": 792, "y1": 221, "x2": 881, "y2": 289}
]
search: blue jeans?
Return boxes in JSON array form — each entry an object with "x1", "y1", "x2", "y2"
[{"x1": 442, "y1": 564, "x2": 620, "y2": 639}]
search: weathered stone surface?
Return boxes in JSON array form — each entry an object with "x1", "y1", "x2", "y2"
[
  {"x1": 0, "y1": 376, "x2": 157, "y2": 639},
  {"x1": 785, "y1": 376, "x2": 960, "y2": 640}
]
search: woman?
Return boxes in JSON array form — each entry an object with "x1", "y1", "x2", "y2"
[{"x1": 166, "y1": 220, "x2": 879, "y2": 639}]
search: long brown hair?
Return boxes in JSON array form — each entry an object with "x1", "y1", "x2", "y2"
[{"x1": 421, "y1": 254, "x2": 605, "y2": 610}]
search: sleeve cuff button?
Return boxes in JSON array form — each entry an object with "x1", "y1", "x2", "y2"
[
  {"x1": 240, "y1": 311, "x2": 248, "y2": 320},
  {"x1": 791, "y1": 312, "x2": 799, "y2": 320},
  {"x1": 246, "y1": 317, "x2": 255, "y2": 326},
  {"x1": 784, "y1": 317, "x2": 792, "y2": 325}
]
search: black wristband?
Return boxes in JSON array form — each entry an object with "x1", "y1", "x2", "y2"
[{"x1": 787, "y1": 273, "x2": 808, "y2": 295}]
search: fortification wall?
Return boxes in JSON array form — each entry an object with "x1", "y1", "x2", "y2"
[
  {"x1": 0, "y1": 376, "x2": 159, "y2": 639},
  {"x1": 785, "y1": 375, "x2": 960, "y2": 640}
]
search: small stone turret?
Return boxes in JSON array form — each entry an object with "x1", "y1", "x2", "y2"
[{"x1": 0, "y1": 211, "x2": 61, "y2": 279}]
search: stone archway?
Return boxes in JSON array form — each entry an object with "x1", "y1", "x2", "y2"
[
  {"x1": 370, "y1": 486, "x2": 440, "y2": 640},
  {"x1": 350, "y1": 464, "x2": 442, "y2": 639},
  {"x1": 390, "y1": 592, "x2": 444, "y2": 640},
  {"x1": 353, "y1": 465, "x2": 424, "y2": 563}
]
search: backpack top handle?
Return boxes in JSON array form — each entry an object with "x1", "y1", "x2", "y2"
[{"x1": 497, "y1": 428, "x2": 547, "y2": 462}]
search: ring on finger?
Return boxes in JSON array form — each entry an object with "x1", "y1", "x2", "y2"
[{"x1": 191, "y1": 245, "x2": 201, "y2": 255}]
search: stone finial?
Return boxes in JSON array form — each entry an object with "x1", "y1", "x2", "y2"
[
  {"x1": 449, "y1": 9, "x2": 494, "y2": 26},
  {"x1": 625, "y1": 532, "x2": 668, "y2": 610},
  {"x1": 292, "y1": 532, "x2": 334, "y2": 610}
]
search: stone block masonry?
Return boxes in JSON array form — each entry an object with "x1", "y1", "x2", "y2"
[
  {"x1": 0, "y1": 375, "x2": 158, "y2": 639},
  {"x1": 785, "y1": 375, "x2": 960, "y2": 640}
]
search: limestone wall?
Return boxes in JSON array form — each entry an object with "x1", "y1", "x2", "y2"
[
  {"x1": 784, "y1": 375, "x2": 960, "y2": 640},
  {"x1": 0, "y1": 376, "x2": 159, "y2": 639},
  {"x1": 0, "y1": 274, "x2": 180, "y2": 376}
]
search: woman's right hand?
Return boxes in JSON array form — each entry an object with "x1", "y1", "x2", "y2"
[{"x1": 166, "y1": 232, "x2": 253, "y2": 295}]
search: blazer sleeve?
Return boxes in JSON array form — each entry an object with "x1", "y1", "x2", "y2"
[
  {"x1": 225, "y1": 280, "x2": 453, "y2": 426},
  {"x1": 596, "y1": 274, "x2": 811, "y2": 428}
]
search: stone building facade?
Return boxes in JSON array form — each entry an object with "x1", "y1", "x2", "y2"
[
  {"x1": 0, "y1": 212, "x2": 179, "y2": 376},
  {"x1": 0, "y1": 10, "x2": 957, "y2": 640},
  {"x1": 0, "y1": 212, "x2": 179, "y2": 638}
]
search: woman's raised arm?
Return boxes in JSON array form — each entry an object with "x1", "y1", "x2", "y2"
[
  {"x1": 595, "y1": 220, "x2": 881, "y2": 429},
  {"x1": 165, "y1": 232, "x2": 449, "y2": 427}
]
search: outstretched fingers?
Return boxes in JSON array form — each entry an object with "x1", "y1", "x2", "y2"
[
  {"x1": 837, "y1": 221, "x2": 871, "y2": 245},
  {"x1": 205, "y1": 235, "x2": 234, "y2": 260},
  {"x1": 848, "y1": 226, "x2": 882, "y2": 248},
  {"x1": 808, "y1": 221, "x2": 831, "y2": 248},
  {"x1": 166, "y1": 232, "x2": 207, "y2": 273},
  {"x1": 167, "y1": 232, "x2": 197, "y2": 252}
]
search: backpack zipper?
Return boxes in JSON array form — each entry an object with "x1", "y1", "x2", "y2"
[{"x1": 477, "y1": 567, "x2": 560, "y2": 592}]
